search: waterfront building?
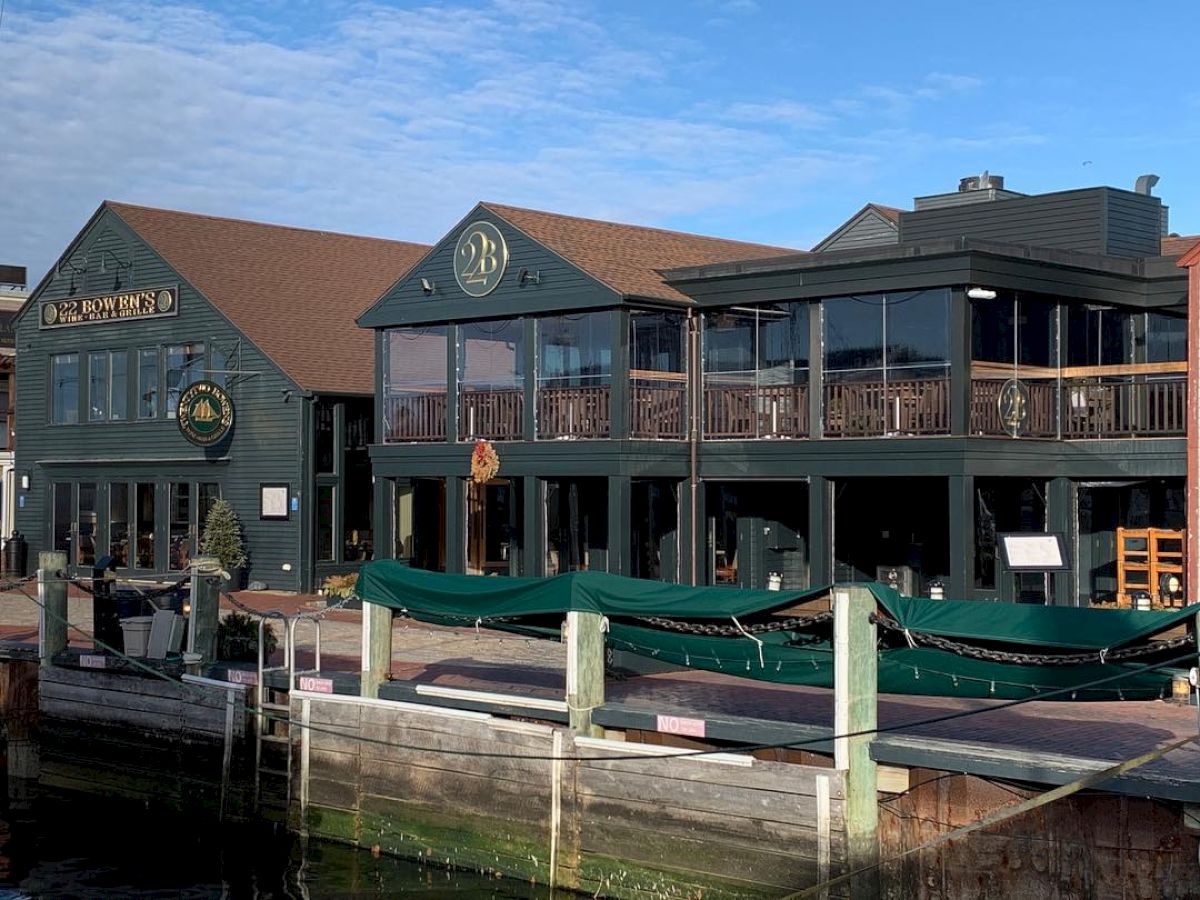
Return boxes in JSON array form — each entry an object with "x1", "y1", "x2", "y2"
[
  {"x1": 362, "y1": 178, "x2": 1198, "y2": 605},
  {"x1": 13, "y1": 203, "x2": 428, "y2": 590},
  {"x1": 0, "y1": 265, "x2": 26, "y2": 540}
]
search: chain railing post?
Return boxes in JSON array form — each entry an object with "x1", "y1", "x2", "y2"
[
  {"x1": 38, "y1": 551, "x2": 68, "y2": 666},
  {"x1": 189, "y1": 557, "x2": 222, "y2": 665}
]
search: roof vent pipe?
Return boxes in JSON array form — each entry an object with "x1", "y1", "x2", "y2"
[{"x1": 1134, "y1": 174, "x2": 1159, "y2": 196}]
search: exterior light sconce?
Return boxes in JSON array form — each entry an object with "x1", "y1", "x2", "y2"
[
  {"x1": 20, "y1": 473, "x2": 30, "y2": 491},
  {"x1": 97, "y1": 249, "x2": 132, "y2": 290},
  {"x1": 966, "y1": 287, "x2": 997, "y2": 300},
  {"x1": 420, "y1": 277, "x2": 436, "y2": 295}
]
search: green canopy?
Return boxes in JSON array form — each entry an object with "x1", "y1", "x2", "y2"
[
  {"x1": 357, "y1": 562, "x2": 1195, "y2": 701},
  {"x1": 875, "y1": 587, "x2": 1200, "y2": 650},
  {"x1": 357, "y1": 560, "x2": 824, "y2": 620}
]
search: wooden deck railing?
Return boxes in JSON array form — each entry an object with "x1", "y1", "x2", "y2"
[
  {"x1": 460, "y1": 389, "x2": 524, "y2": 441},
  {"x1": 823, "y1": 378, "x2": 950, "y2": 437},
  {"x1": 970, "y1": 379, "x2": 1058, "y2": 437},
  {"x1": 1061, "y1": 377, "x2": 1186, "y2": 438},
  {"x1": 537, "y1": 384, "x2": 611, "y2": 439},
  {"x1": 382, "y1": 392, "x2": 447, "y2": 442},
  {"x1": 704, "y1": 383, "x2": 808, "y2": 439},
  {"x1": 631, "y1": 380, "x2": 686, "y2": 439}
]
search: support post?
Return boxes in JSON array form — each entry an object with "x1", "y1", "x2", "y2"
[
  {"x1": 360, "y1": 601, "x2": 393, "y2": 698},
  {"x1": 38, "y1": 551, "x2": 68, "y2": 667},
  {"x1": 565, "y1": 610, "x2": 605, "y2": 736},
  {"x1": 834, "y1": 585, "x2": 879, "y2": 898},
  {"x1": 189, "y1": 556, "x2": 221, "y2": 664}
]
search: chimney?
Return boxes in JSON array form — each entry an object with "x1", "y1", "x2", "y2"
[
  {"x1": 914, "y1": 172, "x2": 1022, "y2": 211},
  {"x1": 958, "y1": 171, "x2": 1006, "y2": 193}
]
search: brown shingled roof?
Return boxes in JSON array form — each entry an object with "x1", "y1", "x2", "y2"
[
  {"x1": 480, "y1": 203, "x2": 798, "y2": 304},
  {"x1": 108, "y1": 202, "x2": 429, "y2": 394},
  {"x1": 1160, "y1": 234, "x2": 1200, "y2": 258}
]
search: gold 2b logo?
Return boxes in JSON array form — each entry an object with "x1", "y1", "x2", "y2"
[{"x1": 453, "y1": 221, "x2": 509, "y2": 297}]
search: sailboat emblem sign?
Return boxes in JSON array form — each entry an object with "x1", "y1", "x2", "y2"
[{"x1": 178, "y1": 380, "x2": 235, "y2": 446}]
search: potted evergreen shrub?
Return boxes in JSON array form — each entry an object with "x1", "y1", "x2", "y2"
[
  {"x1": 217, "y1": 611, "x2": 277, "y2": 662},
  {"x1": 201, "y1": 498, "x2": 248, "y2": 592}
]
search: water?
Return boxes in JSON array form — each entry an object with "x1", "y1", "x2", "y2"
[{"x1": 0, "y1": 793, "x2": 549, "y2": 898}]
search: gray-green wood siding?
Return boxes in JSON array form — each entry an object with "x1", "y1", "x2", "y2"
[
  {"x1": 899, "y1": 188, "x2": 1162, "y2": 259},
  {"x1": 14, "y1": 210, "x2": 306, "y2": 590}
]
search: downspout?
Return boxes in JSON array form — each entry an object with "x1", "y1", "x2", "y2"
[{"x1": 688, "y1": 309, "x2": 700, "y2": 586}]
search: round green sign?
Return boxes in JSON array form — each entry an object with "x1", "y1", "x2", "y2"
[{"x1": 178, "y1": 380, "x2": 235, "y2": 446}]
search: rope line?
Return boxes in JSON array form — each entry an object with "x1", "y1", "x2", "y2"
[{"x1": 6, "y1": 573, "x2": 1197, "y2": 765}]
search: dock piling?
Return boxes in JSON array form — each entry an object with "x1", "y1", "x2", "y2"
[
  {"x1": 566, "y1": 610, "x2": 605, "y2": 736},
  {"x1": 37, "y1": 551, "x2": 68, "y2": 666},
  {"x1": 834, "y1": 585, "x2": 879, "y2": 898},
  {"x1": 189, "y1": 557, "x2": 221, "y2": 663},
  {"x1": 361, "y1": 600, "x2": 393, "y2": 698}
]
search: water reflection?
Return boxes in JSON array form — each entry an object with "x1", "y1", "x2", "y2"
[{"x1": 0, "y1": 793, "x2": 547, "y2": 898}]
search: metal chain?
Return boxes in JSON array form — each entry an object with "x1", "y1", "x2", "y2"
[
  {"x1": 219, "y1": 587, "x2": 357, "y2": 620},
  {"x1": 634, "y1": 610, "x2": 833, "y2": 637},
  {"x1": 65, "y1": 576, "x2": 189, "y2": 600},
  {"x1": 872, "y1": 613, "x2": 1196, "y2": 666}
]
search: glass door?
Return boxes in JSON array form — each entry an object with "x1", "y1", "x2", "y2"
[
  {"x1": 135, "y1": 483, "x2": 156, "y2": 570},
  {"x1": 77, "y1": 483, "x2": 97, "y2": 568},
  {"x1": 109, "y1": 484, "x2": 131, "y2": 568},
  {"x1": 52, "y1": 482, "x2": 73, "y2": 559},
  {"x1": 169, "y1": 483, "x2": 192, "y2": 571}
]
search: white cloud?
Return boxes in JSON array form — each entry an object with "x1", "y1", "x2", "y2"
[{"x1": 0, "y1": 1, "x2": 1005, "y2": 277}]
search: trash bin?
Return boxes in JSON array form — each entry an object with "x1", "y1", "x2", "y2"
[
  {"x1": 3, "y1": 531, "x2": 27, "y2": 577},
  {"x1": 119, "y1": 616, "x2": 155, "y2": 658}
]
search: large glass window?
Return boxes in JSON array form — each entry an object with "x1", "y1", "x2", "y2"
[
  {"x1": 974, "y1": 478, "x2": 1047, "y2": 592},
  {"x1": 110, "y1": 351, "x2": 128, "y2": 420},
  {"x1": 631, "y1": 480, "x2": 679, "y2": 581},
  {"x1": 458, "y1": 319, "x2": 525, "y2": 440},
  {"x1": 169, "y1": 483, "x2": 192, "y2": 571},
  {"x1": 110, "y1": 483, "x2": 130, "y2": 567},
  {"x1": 52, "y1": 483, "x2": 72, "y2": 554},
  {"x1": 51, "y1": 353, "x2": 79, "y2": 424},
  {"x1": 315, "y1": 401, "x2": 336, "y2": 474},
  {"x1": 545, "y1": 478, "x2": 607, "y2": 574},
  {"x1": 135, "y1": 483, "x2": 155, "y2": 569},
  {"x1": 707, "y1": 481, "x2": 808, "y2": 590},
  {"x1": 1064, "y1": 305, "x2": 1134, "y2": 368},
  {"x1": 1146, "y1": 312, "x2": 1186, "y2": 364},
  {"x1": 88, "y1": 352, "x2": 109, "y2": 422},
  {"x1": 166, "y1": 343, "x2": 205, "y2": 416},
  {"x1": 537, "y1": 313, "x2": 613, "y2": 439},
  {"x1": 631, "y1": 312, "x2": 687, "y2": 439},
  {"x1": 824, "y1": 291, "x2": 949, "y2": 435},
  {"x1": 466, "y1": 478, "x2": 523, "y2": 576},
  {"x1": 382, "y1": 327, "x2": 448, "y2": 442},
  {"x1": 138, "y1": 348, "x2": 159, "y2": 418},
  {"x1": 704, "y1": 304, "x2": 808, "y2": 438},
  {"x1": 77, "y1": 483, "x2": 97, "y2": 567},
  {"x1": 970, "y1": 294, "x2": 1059, "y2": 437},
  {"x1": 317, "y1": 485, "x2": 335, "y2": 562},
  {"x1": 394, "y1": 479, "x2": 446, "y2": 571}
]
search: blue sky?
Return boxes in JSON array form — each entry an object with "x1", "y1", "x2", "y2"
[{"x1": 3, "y1": 0, "x2": 1199, "y2": 283}]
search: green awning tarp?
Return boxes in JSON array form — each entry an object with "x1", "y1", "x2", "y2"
[
  {"x1": 874, "y1": 586, "x2": 1200, "y2": 650},
  {"x1": 358, "y1": 560, "x2": 826, "y2": 620},
  {"x1": 357, "y1": 562, "x2": 1195, "y2": 701}
]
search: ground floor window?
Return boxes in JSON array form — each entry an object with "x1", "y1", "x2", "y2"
[
  {"x1": 317, "y1": 485, "x2": 335, "y2": 562},
  {"x1": 394, "y1": 478, "x2": 446, "y2": 572},
  {"x1": 832, "y1": 477, "x2": 947, "y2": 596},
  {"x1": 631, "y1": 480, "x2": 679, "y2": 582},
  {"x1": 466, "y1": 478, "x2": 523, "y2": 576},
  {"x1": 545, "y1": 478, "x2": 607, "y2": 575},
  {"x1": 1078, "y1": 479, "x2": 1184, "y2": 604},
  {"x1": 707, "y1": 481, "x2": 808, "y2": 590},
  {"x1": 974, "y1": 478, "x2": 1047, "y2": 596}
]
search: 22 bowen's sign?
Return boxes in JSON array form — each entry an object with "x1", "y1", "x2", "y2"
[
  {"x1": 177, "y1": 380, "x2": 235, "y2": 446},
  {"x1": 39, "y1": 286, "x2": 178, "y2": 329}
]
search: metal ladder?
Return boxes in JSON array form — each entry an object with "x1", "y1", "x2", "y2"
[
  {"x1": 253, "y1": 611, "x2": 292, "y2": 812},
  {"x1": 252, "y1": 610, "x2": 324, "y2": 812}
]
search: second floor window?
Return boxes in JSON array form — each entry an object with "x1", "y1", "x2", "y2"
[
  {"x1": 51, "y1": 353, "x2": 79, "y2": 425},
  {"x1": 139, "y1": 348, "x2": 159, "y2": 418},
  {"x1": 88, "y1": 350, "x2": 128, "y2": 421},
  {"x1": 166, "y1": 343, "x2": 205, "y2": 416}
]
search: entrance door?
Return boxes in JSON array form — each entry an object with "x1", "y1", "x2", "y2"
[{"x1": 50, "y1": 481, "x2": 98, "y2": 571}]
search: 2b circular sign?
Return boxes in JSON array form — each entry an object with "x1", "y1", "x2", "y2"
[
  {"x1": 453, "y1": 221, "x2": 508, "y2": 297},
  {"x1": 177, "y1": 381, "x2": 235, "y2": 446}
]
